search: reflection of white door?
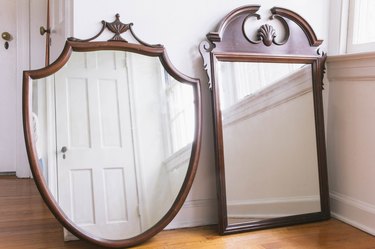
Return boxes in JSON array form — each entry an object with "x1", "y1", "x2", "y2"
[
  {"x1": 55, "y1": 51, "x2": 141, "y2": 240},
  {"x1": 0, "y1": 1, "x2": 17, "y2": 173}
]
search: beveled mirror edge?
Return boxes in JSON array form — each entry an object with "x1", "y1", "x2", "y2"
[
  {"x1": 23, "y1": 33, "x2": 202, "y2": 248},
  {"x1": 200, "y1": 5, "x2": 330, "y2": 235}
]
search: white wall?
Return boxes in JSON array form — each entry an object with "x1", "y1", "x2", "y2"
[
  {"x1": 326, "y1": 0, "x2": 375, "y2": 236},
  {"x1": 69, "y1": 0, "x2": 330, "y2": 228},
  {"x1": 327, "y1": 53, "x2": 375, "y2": 235}
]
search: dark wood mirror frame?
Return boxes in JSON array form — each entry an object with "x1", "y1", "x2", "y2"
[
  {"x1": 22, "y1": 14, "x2": 202, "y2": 248},
  {"x1": 199, "y1": 5, "x2": 330, "y2": 235}
]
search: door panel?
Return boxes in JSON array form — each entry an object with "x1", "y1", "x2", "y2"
[
  {"x1": 70, "y1": 169, "x2": 95, "y2": 224},
  {"x1": 67, "y1": 78, "x2": 91, "y2": 148},
  {"x1": 103, "y1": 168, "x2": 128, "y2": 222},
  {"x1": 98, "y1": 79, "x2": 122, "y2": 147}
]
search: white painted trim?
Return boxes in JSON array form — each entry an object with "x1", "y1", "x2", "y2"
[
  {"x1": 331, "y1": 212, "x2": 375, "y2": 236},
  {"x1": 65, "y1": 0, "x2": 74, "y2": 37},
  {"x1": 228, "y1": 195, "x2": 321, "y2": 206},
  {"x1": 328, "y1": 0, "x2": 349, "y2": 55},
  {"x1": 328, "y1": 51, "x2": 375, "y2": 62},
  {"x1": 347, "y1": 0, "x2": 358, "y2": 53},
  {"x1": 330, "y1": 191, "x2": 375, "y2": 217},
  {"x1": 16, "y1": 0, "x2": 32, "y2": 178},
  {"x1": 227, "y1": 195, "x2": 321, "y2": 219},
  {"x1": 63, "y1": 230, "x2": 79, "y2": 241},
  {"x1": 46, "y1": 77, "x2": 58, "y2": 198},
  {"x1": 346, "y1": 0, "x2": 375, "y2": 53},
  {"x1": 222, "y1": 66, "x2": 312, "y2": 126},
  {"x1": 340, "y1": 0, "x2": 350, "y2": 54},
  {"x1": 166, "y1": 199, "x2": 217, "y2": 229},
  {"x1": 330, "y1": 191, "x2": 375, "y2": 236},
  {"x1": 327, "y1": 52, "x2": 375, "y2": 81},
  {"x1": 327, "y1": 0, "x2": 375, "y2": 55}
]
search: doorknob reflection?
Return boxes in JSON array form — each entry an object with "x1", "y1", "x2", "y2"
[{"x1": 61, "y1": 146, "x2": 68, "y2": 159}]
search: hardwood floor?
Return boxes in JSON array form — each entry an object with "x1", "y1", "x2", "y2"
[{"x1": 1, "y1": 176, "x2": 375, "y2": 249}]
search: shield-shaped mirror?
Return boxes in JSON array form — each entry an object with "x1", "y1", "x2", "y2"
[{"x1": 23, "y1": 14, "x2": 202, "y2": 248}]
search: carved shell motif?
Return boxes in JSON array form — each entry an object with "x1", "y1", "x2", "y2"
[
  {"x1": 258, "y1": 24, "x2": 276, "y2": 47},
  {"x1": 106, "y1": 14, "x2": 131, "y2": 42},
  {"x1": 244, "y1": 14, "x2": 290, "y2": 46}
]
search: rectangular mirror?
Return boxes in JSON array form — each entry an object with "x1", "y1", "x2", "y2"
[
  {"x1": 199, "y1": 5, "x2": 330, "y2": 234},
  {"x1": 217, "y1": 62, "x2": 321, "y2": 226}
]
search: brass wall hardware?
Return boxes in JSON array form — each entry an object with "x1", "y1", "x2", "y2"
[
  {"x1": 1, "y1": 32, "x2": 12, "y2": 41},
  {"x1": 40, "y1": 26, "x2": 51, "y2": 36},
  {"x1": 1, "y1": 32, "x2": 12, "y2": 49}
]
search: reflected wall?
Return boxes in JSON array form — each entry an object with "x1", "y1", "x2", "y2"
[{"x1": 217, "y1": 62, "x2": 321, "y2": 225}]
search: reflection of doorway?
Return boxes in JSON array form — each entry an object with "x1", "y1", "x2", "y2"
[{"x1": 54, "y1": 51, "x2": 141, "y2": 240}]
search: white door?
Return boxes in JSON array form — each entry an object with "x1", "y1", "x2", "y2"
[
  {"x1": 55, "y1": 51, "x2": 141, "y2": 240},
  {"x1": 0, "y1": 0, "x2": 17, "y2": 173},
  {"x1": 50, "y1": 0, "x2": 71, "y2": 63},
  {"x1": 0, "y1": 0, "x2": 46, "y2": 177}
]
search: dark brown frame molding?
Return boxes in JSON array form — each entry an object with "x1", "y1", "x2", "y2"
[
  {"x1": 199, "y1": 5, "x2": 330, "y2": 235},
  {"x1": 23, "y1": 14, "x2": 202, "y2": 248}
]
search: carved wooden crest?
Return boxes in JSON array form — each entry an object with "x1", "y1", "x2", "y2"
[
  {"x1": 200, "y1": 6, "x2": 325, "y2": 90},
  {"x1": 68, "y1": 14, "x2": 161, "y2": 48}
]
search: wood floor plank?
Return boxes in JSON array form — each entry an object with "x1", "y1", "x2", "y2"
[{"x1": 1, "y1": 177, "x2": 375, "y2": 248}]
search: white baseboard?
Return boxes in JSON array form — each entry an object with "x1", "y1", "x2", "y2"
[
  {"x1": 331, "y1": 212, "x2": 375, "y2": 236},
  {"x1": 63, "y1": 228, "x2": 79, "y2": 241},
  {"x1": 330, "y1": 191, "x2": 375, "y2": 236},
  {"x1": 165, "y1": 198, "x2": 217, "y2": 230},
  {"x1": 227, "y1": 196, "x2": 320, "y2": 219}
]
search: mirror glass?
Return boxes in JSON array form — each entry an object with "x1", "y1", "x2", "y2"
[
  {"x1": 30, "y1": 50, "x2": 195, "y2": 240},
  {"x1": 217, "y1": 61, "x2": 320, "y2": 225}
]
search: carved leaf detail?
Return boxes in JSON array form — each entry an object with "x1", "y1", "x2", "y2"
[{"x1": 199, "y1": 41, "x2": 215, "y2": 90}]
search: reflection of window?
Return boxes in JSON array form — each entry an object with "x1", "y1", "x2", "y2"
[
  {"x1": 347, "y1": 0, "x2": 375, "y2": 52},
  {"x1": 218, "y1": 62, "x2": 303, "y2": 110},
  {"x1": 164, "y1": 72, "x2": 194, "y2": 154}
]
